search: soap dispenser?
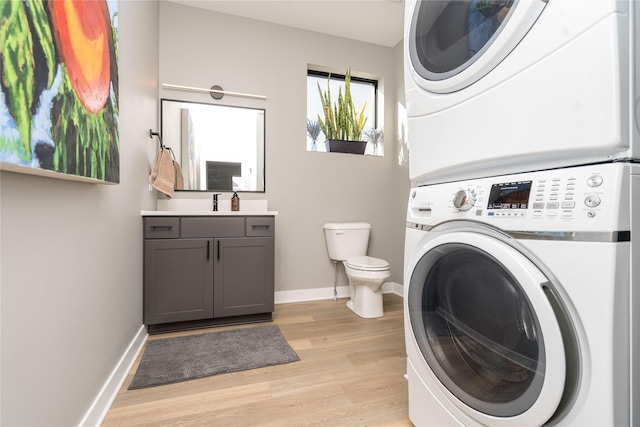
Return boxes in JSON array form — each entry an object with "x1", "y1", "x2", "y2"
[{"x1": 231, "y1": 192, "x2": 240, "y2": 211}]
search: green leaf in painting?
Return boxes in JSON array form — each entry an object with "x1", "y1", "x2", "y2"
[{"x1": 0, "y1": 0, "x2": 35, "y2": 161}]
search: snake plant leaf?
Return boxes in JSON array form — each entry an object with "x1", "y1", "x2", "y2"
[
  {"x1": 317, "y1": 115, "x2": 327, "y2": 137},
  {"x1": 356, "y1": 103, "x2": 368, "y2": 140},
  {"x1": 315, "y1": 68, "x2": 367, "y2": 142}
]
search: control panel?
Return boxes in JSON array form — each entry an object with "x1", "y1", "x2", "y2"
[
  {"x1": 485, "y1": 171, "x2": 605, "y2": 221},
  {"x1": 408, "y1": 163, "x2": 628, "y2": 231}
]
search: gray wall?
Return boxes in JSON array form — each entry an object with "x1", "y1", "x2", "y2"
[
  {"x1": 0, "y1": 1, "x2": 159, "y2": 425},
  {"x1": 159, "y1": 2, "x2": 410, "y2": 291}
]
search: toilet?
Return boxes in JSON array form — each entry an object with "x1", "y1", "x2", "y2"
[{"x1": 324, "y1": 222, "x2": 391, "y2": 318}]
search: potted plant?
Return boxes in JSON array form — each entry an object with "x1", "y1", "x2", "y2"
[
  {"x1": 364, "y1": 127, "x2": 384, "y2": 155},
  {"x1": 316, "y1": 69, "x2": 368, "y2": 154},
  {"x1": 306, "y1": 119, "x2": 321, "y2": 151}
]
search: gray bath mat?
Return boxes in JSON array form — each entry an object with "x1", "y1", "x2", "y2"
[{"x1": 129, "y1": 325, "x2": 299, "y2": 389}]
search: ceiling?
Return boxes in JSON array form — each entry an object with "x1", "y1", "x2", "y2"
[{"x1": 167, "y1": 0, "x2": 405, "y2": 48}]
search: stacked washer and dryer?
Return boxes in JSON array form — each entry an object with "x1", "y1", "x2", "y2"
[{"x1": 403, "y1": 1, "x2": 639, "y2": 426}]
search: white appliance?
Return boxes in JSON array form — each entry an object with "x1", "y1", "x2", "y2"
[
  {"x1": 403, "y1": 162, "x2": 639, "y2": 426},
  {"x1": 324, "y1": 222, "x2": 391, "y2": 318},
  {"x1": 404, "y1": 0, "x2": 640, "y2": 185}
]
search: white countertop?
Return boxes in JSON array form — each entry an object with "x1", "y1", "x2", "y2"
[
  {"x1": 141, "y1": 210, "x2": 278, "y2": 216},
  {"x1": 142, "y1": 198, "x2": 277, "y2": 216}
]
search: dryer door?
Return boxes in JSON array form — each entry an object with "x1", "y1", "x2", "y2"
[
  {"x1": 407, "y1": 232, "x2": 566, "y2": 426},
  {"x1": 407, "y1": 0, "x2": 547, "y2": 93}
]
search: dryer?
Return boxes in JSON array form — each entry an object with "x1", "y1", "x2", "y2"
[
  {"x1": 403, "y1": 162, "x2": 639, "y2": 425},
  {"x1": 404, "y1": 0, "x2": 640, "y2": 185}
]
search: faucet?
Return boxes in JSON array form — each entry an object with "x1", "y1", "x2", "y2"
[{"x1": 212, "y1": 193, "x2": 221, "y2": 211}]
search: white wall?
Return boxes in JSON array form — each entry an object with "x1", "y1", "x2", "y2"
[
  {"x1": 159, "y1": 2, "x2": 410, "y2": 292},
  {"x1": 0, "y1": 1, "x2": 159, "y2": 425}
]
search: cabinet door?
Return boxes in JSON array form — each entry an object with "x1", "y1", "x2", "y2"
[
  {"x1": 214, "y1": 237, "x2": 274, "y2": 318},
  {"x1": 144, "y1": 239, "x2": 213, "y2": 325}
]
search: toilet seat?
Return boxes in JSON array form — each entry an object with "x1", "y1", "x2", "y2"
[{"x1": 346, "y1": 256, "x2": 390, "y2": 272}]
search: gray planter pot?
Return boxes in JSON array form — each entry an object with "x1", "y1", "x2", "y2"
[{"x1": 325, "y1": 139, "x2": 367, "y2": 154}]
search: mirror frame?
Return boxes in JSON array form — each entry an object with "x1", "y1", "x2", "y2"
[{"x1": 160, "y1": 98, "x2": 266, "y2": 193}]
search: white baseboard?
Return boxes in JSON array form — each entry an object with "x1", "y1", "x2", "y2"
[
  {"x1": 79, "y1": 325, "x2": 148, "y2": 427},
  {"x1": 275, "y1": 282, "x2": 403, "y2": 304}
]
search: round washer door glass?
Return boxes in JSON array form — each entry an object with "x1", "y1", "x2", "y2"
[
  {"x1": 408, "y1": 240, "x2": 562, "y2": 418},
  {"x1": 407, "y1": 0, "x2": 547, "y2": 92}
]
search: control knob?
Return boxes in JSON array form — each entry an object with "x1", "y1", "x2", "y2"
[{"x1": 453, "y1": 189, "x2": 476, "y2": 211}]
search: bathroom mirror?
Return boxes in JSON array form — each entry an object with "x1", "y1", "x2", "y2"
[{"x1": 161, "y1": 99, "x2": 265, "y2": 192}]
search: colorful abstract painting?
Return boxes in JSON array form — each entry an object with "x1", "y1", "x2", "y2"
[{"x1": 0, "y1": 0, "x2": 119, "y2": 183}]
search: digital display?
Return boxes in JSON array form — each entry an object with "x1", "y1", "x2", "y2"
[{"x1": 487, "y1": 181, "x2": 532, "y2": 210}]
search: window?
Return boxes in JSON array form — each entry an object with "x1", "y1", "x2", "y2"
[{"x1": 306, "y1": 70, "x2": 381, "y2": 155}]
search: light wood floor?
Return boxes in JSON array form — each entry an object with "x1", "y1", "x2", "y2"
[{"x1": 103, "y1": 294, "x2": 413, "y2": 426}]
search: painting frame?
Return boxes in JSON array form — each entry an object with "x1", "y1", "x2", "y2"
[{"x1": 0, "y1": 0, "x2": 120, "y2": 184}]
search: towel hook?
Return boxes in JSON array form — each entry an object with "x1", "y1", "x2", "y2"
[{"x1": 149, "y1": 129, "x2": 164, "y2": 150}]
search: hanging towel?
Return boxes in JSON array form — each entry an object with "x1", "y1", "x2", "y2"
[
  {"x1": 150, "y1": 148, "x2": 175, "y2": 198},
  {"x1": 173, "y1": 160, "x2": 185, "y2": 190},
  {"x1": 149, "y1": 149, "x2": 162, "y2": 184}
]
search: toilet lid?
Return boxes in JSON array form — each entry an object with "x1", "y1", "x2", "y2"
[{"x1": 346, "y1": 256, "x2": 390, "y2": 271}]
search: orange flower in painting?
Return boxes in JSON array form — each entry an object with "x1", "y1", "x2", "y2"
[{"x1": 49, "y1": 0, "x2": 111, "y2": 113}]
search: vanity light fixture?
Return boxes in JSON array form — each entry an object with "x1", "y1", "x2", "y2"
[{"x1": 162, "y1": 83, "x2": 266, "y2": 100}]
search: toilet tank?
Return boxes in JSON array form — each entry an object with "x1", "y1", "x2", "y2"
[{"x1": 324, "y1": 222, "x2": 371, "y2": 261}]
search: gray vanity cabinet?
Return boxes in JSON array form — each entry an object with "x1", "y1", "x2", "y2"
[
  {"x1": 143, "y1": 215, "x2": 275, "y2": 333},
  {"x1": 214, "y1": 237, "x2": 274, "y2": 317},
  {"x1": 144, "y1": 238, "x2": 213, "y2": 325}
]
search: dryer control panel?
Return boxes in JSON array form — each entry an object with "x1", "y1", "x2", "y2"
[{"x1": 407, "y1": 163, "x2": 631, "y2": 232}]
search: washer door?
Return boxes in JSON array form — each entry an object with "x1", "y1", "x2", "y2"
[
  {"x1": 407, "y1": 232, "x2": 566, "y2": 425},
  {"x1": 407, "y1": 0, "x2": 547, "y2": 93}
]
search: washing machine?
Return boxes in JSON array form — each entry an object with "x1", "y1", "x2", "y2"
[
  {"x1": 403, "y1": 161, "x2": 639, "y2": 426},
  {"x1": 404, "y1": 0, "x2": 640, "y2": 185}
]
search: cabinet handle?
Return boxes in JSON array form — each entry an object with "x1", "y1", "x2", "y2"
[
  {"x1": 150, "y1": 225, "x2": 173, "y2": 230},
  {"x1": 251, "y1": 225, "x2": 270, "y2": 229},
  {"x1": 207, "y1": 241, "x2": 210, "y2": 260},
  {"x1": 217, "y1": 240, "x2": 220, "y2": 260}
]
